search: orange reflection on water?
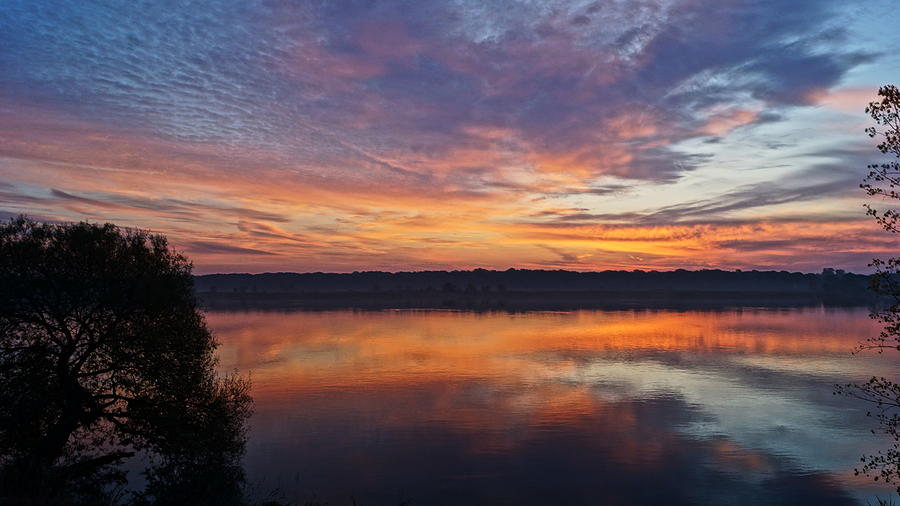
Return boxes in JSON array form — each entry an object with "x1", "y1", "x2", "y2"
[
  {"x1": 212, "y1": 308, "x2": 882, "y2": 397},
  {"x1": 208, "y1": 307, "x2": 896, "y2": 504}
]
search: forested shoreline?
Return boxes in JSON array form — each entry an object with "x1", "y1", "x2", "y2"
[{"x1": 195, "y1": 268, "x2": 877, "y2": 310}]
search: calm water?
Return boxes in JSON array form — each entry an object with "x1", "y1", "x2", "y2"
[{"x1": 210, "y1": 307, "x2": 898, "y2": 505}]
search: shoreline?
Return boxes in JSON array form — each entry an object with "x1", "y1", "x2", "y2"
[{"x1": 196, "y1": 290, "x2": 876, "y2": 312}]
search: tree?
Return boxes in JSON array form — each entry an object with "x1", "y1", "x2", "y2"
[
  {"x1": 0, "y1": 217, "x2": 252, "y2": 505},
  {"x1": 836, "y1": 85, "x2": 900, "y2": 494}
]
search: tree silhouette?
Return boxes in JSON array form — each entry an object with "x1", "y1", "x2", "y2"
[
  {"x1": 837, "y1": 85, "x2": 900, "y2": 494},
  {"x1": 0, "y1": 217, "x2": 252, "y2": 505}
]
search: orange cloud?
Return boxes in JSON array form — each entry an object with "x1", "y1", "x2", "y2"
[{"x1": 2, "y1": 98, "x2": 894, "y2": 273}]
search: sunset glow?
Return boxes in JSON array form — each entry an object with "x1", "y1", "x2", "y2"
[{"x1": 2, "y1": 1, "x2": 899, "y2": 272}]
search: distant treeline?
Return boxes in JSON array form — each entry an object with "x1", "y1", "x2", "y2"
[{"x1": 195, "y1": 269, "x2": 870, "y2": 298}]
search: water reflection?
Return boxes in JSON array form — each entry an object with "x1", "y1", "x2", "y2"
[{"x1": 210, "y1": 308, "x2": 897, "y2": 505}]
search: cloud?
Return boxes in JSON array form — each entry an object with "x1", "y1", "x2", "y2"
[
  {"x1": 0, "y1": 0, "x2": 894, "y2": 272},
  {"x1": 0, "y1": 0, "x2": 875, "y2": 189},
  {"x1": 45, "y1": 188, "x2": 292, "y2": 224},
  {"x1": 539, "y1": 150, "x2": 872, "y2": 227},
  {"x1": 636, "y1": 178, "x2": 851, "y2": 224},
  {"x1": 184, "y1": 241, "x2": 277, "y2": 257}
]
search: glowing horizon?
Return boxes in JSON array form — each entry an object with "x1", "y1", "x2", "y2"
[{"x1": 2, "y1": 1, "x2": 899, "y2": 273}]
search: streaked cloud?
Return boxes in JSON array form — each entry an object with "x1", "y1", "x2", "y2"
[{"x1": 0, "y1": 0, "x2": 897, "y2": 272}]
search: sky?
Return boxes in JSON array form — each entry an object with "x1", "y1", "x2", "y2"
[{"x1": 1, "y1": 0, "x2": 899, "y2": 274}]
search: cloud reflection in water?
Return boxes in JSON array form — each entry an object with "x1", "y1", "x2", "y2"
[{"x1": 210, "y1": 308, "x2": 896, "y2": 505}]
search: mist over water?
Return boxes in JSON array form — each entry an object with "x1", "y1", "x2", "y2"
[{"x1": 210, "y1": 308, "x2": 898, "y2": 505}]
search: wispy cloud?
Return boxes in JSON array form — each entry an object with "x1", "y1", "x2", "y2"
[
  {"x1": 0, "y1": 0, "x2": 895, "y2": 272},
  {"x1": 184, "y1": 241, "x2": 278, "y2": 257}
]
